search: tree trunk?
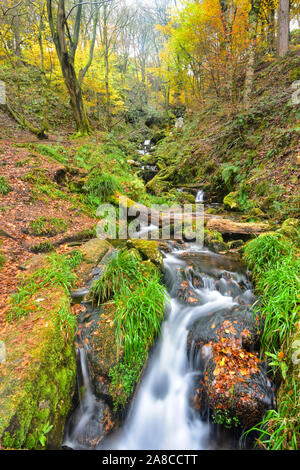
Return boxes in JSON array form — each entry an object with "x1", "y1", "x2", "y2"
[
  {"x1": 267, "y1": 8, "x2": 276, "y2": 53},
  {"x1": 277, "y1": 0, "x2": 290, "y2": 57},
  {"x1": 244, "y1": 0, "x2": 261, "y2": 110},
  {"x1": 101, "y1": 4, "x2": 111, "y2": 132},
  {"x1": 47, "y1": 0, "x2": 91, "y2": 135}
]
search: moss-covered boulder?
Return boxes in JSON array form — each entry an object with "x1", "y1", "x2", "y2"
[
  {"x1": 277, "y1": 218, "x2": 299, "y2": 244},
  {"x1": 79, "y1": 238, "x2": 111, "y2": 265},
  {"x1": 223, "y1": 191, "x2": 239, "y2": 209},
  {"x1": 146, "y1": 175, "x2": 171, "y2": 196},
  {"x1": 204, "y1": 229, "x2": 228, "y2": 253},
  {"x1": 0, "y1": 286, "x2": 76, "y2": 449},
  {"x1": 126, "y1": 239, "x2": 163, "y2": 269},
  {"x1": 203, "y1": 338, "x2": 275, "y2": 428}
]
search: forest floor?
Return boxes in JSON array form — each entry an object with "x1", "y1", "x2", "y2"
[{"x1": 0, "y1": 131, "x2": 97, "y2": 331}]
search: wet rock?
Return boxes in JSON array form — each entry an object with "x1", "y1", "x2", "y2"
[
  {"x1": 203, "y1": 338, "x2": 275, "y2": 428},
  {"x1": 208, "y1": 239, "x2": 228, "y2": 253},
  {"x1": 77, "y1": 304, "x2": 119, "y2": 401},
  {"x1": 187, "y1": 304, "x2": 260, "y2": 352},
  {"x1": 214, "y1": 277, "x2": 243, "y2": 298},
  {"x1": 66, "y1": 398, "x2": 115, "y2": 449}
]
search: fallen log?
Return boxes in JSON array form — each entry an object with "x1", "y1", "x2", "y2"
[{"x1": 206, "y1": 218, "x2": 270, "y2": 236}]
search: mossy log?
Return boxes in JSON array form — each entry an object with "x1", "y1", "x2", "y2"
[{"x1": 206, "y1": 218, "x2": 270, "y2": 236}]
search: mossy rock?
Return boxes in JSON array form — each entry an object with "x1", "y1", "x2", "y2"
[
  {"x1": 126, "y1": 239, "x2": 163, "y2": 269},
  {"x1": 208, "y1": 239, "x2": 228, "y2": 253},
  {"x1": 277, "y1": 218, "x2": 300, "y2": 244},
  {"x1": 228, "y1": 239, "x2": 244, "y2": 250},
  {"x1": 223, "y1": 191, "x2": 239, "y2": 209},
  {"x1": 139, "y1": 154, "x2": 157, "y2": 165},
  {"x1": 78, "y1": 238, "x2": 111, "y2": 265},
  {"x1": 81, "y1": 304, "x2": 119, "y2": 393},
  {"x1": 204, "y1": 228, "x2": 224, "y2": 244},
  {"x1": 0, "y1": 286, "x2": 76, "y2": 449},
  {"x1": 248, "y1": 207, "x2": 267, "y2": 219},
  {"x1": 146, "y1": 176, "x2": 171, "y2": 196}
]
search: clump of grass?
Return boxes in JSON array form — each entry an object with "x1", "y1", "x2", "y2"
[
  {"x1": 255, "y1": 256, "x2": 299, "y2": 354},
  {"x1": 243, "y1": 231, "x2": 299, "y2": 450},
  {"x1": 55, "y1": 298, "x2": 77, "y2": 338},
  {"x1": 31, "y1": 241, "x2": 54, "y2": 253},
  {"x1": 8, "y1": 250, "x2": 83, "y2": 322},
  {"x1": 90, "y1": 250, "x2": 142, "y2": 303},
  {"x1": 91, "y1": 249, "x2": 166, "y2": 409},
  {"x1": 29, "y1": 216, "x2": 68, "y2": 236},
  {"x1": 0, "y1": 176, "x2": 12, "y2": 196},
  {"x1": 243, "y1": 232, "x2": 294, "y2": 277},
  {"x1": 83, "y1": 170, "x2": 121, "y2": 207}
]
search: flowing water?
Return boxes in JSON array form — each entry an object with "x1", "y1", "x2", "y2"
[{"x1": 64, "y1": 241, "x2": 258, "y2": 450}]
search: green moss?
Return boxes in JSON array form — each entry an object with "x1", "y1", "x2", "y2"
[
  {"x1": 223, "y1": 191, "x2": 239, "y2": 209},
  {"x1": 126, "y1": 239, "x2": 163, "y2": 268},
  {"x1": 0, "y1": 294, "x2": 76, "y2": 449}
]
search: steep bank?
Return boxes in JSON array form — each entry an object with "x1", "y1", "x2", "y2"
[{"x1": 149, "y1": 50, "x2": 300, "y2": 222}]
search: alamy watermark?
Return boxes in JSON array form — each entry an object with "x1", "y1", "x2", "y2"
[{"x1": 95, "y1": 196, "x2": 204, "y2": 244}]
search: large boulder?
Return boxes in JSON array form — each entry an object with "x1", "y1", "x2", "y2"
[
  {"x1": 203, "y1": 337, "x2": 275, "y2": 428},
  {"x1": 76, "y1": 304, "x2": 120, "y2": 402}
]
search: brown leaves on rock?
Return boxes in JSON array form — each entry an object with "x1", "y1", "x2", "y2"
[{"x1": 209, "y1": 335, "x2": 260, "y2": 400}]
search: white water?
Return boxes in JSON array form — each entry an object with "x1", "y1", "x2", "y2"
[
  {"x1": 106, "y1": 250, "x2": 236, "y2": 450},
  {"x1": 64, "y1": 244, "x2": 252, "y2": 450},
  {"x1": 195, "y1": 189, "x2": 204, "y2": 203}
]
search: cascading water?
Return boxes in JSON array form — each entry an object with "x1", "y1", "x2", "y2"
[
  {"x1": 195, "y1": 189, "x2": 204, "y2": 203},
  {"x1": 64, "y1": 240, "x2": 272, "y2": 450},
  {"x1": 102, "y1": 246, "x2": 245, "y2": 450}
]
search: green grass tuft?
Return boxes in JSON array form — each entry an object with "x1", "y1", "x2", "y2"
[
  {"x1": 29, "y1": 217, "x2": 68, "y2": 236},
  {"x1": 243, "y1": 232, "x2": 294, "y2": 277},
  {"x1": 0, "y1": 176, "x2": 12, "y2": 196},
  {"x1": 91, "y1": 249, "x2": 166, "y2": 409}
]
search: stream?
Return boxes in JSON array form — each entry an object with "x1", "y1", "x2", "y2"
[
  {"x1": 63, "y1": 239, "x2": 272, "y2": 450},
  {"x1": 63, "y1": 147, "x2": 274, "y2": 450}
]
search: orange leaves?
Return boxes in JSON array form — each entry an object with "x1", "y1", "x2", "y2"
[
  {"x1": 210, "y1": 336, "x2": 260, "y2": 395},
  {"x1": 187, "y1": 296, "x2": 199, "y2": 304}
]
